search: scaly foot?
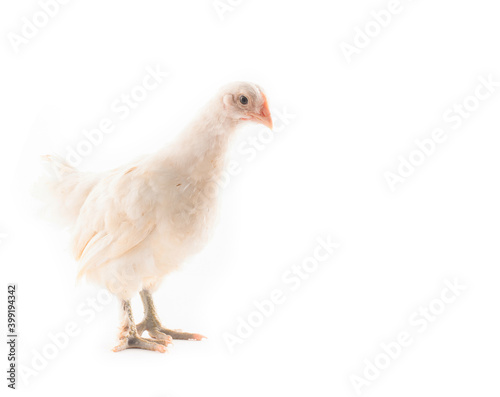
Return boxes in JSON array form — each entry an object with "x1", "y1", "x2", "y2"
[
  {"x1": 137, "y1": 318, "x2": 205, "y2": 341},
  {"x1": 112, "y1": 333, "x2": 170, "y2": 353},
  {"x1": 137, "y1": 289, "x2": 207, "y2": 341},
  {"x1": 113, "y1": 299, "x2": 172, "y2": 353}
]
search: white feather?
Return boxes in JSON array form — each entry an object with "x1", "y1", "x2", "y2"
[{"x1": 38, "y1": 82, "x2": 270, "y2": 299}]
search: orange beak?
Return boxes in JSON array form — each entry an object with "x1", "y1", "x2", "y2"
[{"x1": 248, "y1": 93, "x2": 273, "y2": 129}]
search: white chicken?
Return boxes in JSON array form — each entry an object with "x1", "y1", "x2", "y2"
[{"x1": 41, "y1": 82, "x2": 273, "y2": 352}]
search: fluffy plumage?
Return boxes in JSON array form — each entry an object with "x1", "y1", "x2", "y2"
[{"x1": 40, "y1": 82, "x2": 272, "y2": 352}]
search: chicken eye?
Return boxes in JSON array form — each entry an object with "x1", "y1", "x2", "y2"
[{"x1": 239, "y1": 95, "x2": 248, "y2": 105}]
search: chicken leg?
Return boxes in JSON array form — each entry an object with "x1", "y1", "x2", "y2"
[
  {"x1": 136, "y1": 289, "x2": 206, "y2": 341},
  {"x1": 112, "y1": 299, "x2": 170, "y2": 353}
]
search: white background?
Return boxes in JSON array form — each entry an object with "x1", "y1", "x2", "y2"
[{"x1": 1, "y1": 0, "x2": 500, "y2": 396}]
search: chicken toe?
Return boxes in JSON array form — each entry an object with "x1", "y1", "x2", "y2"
[
  {"x1": 137, "y1": 289, "x2": 206, "y2": 342},
  {"x1": 113, "y1": 299, "x2": 171, "y2": 353}
]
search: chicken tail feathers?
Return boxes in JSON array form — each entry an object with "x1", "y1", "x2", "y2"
[{"x1": 35, "y1": 155, "x2": 98, "y2": 227}]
